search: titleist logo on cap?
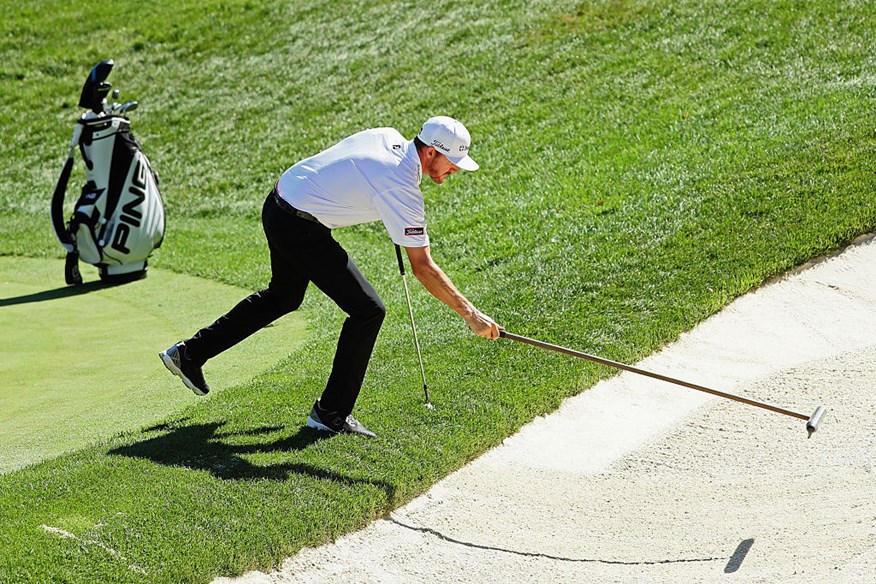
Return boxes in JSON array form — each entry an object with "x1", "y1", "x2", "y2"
[
  {"x1": 430, "y1": 139, "x2": 450, "y2": 153},
  {"x1": 430, "y1": 140, "x2": 469, "y2": 155}
]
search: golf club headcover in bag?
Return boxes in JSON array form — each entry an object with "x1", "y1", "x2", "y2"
[{"x1": 51, "y1": 59, "x2": 165, "y2": 285}]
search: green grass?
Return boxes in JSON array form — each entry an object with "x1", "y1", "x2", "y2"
[
  {"x1": 0, "y1": 258, "x2": 307, "y2": 474},
  {"x1": 1, "y1": 0, "x2": 874, "y2": 581}
]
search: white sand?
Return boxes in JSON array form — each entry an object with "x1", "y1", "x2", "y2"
[{"x1": 217, "y1": 234, "x2": 876, "y2": 584}]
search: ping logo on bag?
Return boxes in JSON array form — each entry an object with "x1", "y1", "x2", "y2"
[{"x1": 111, "y1": 159, "x2": 148, "y2": 254}]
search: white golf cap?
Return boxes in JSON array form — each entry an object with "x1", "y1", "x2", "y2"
[{"x1": 417, "y1": 116, "x2": 479, "y2": 171}]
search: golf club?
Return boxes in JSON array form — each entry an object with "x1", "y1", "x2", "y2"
[
  {"x1": 500, "y1": 330, "x2": 827, "y2": 438},
  {"x1": 395, "y1": 244, "x2": 433, "y2": 409}
]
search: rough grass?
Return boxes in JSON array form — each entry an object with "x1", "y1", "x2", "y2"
[{"x1": 0, "y1": 0, "x2": 874, "y2": 581}]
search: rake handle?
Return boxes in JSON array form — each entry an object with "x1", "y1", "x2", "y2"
[{"x1": 499, "y1": 330, "x2": 809, "y2": 421}]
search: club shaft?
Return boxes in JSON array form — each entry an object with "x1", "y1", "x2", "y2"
[
  {"x1": 500, "y1": 331, "x2": 808, "y2": 421},
  {"x1": 402, "y1": 274, "x2": 429, "y2": 391},
  {"x1": 396, "y1": 245, "x2": 430, "y2": 403}
]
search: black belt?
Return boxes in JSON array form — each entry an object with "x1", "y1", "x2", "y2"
[{"x1": 272, "y1": 190, "x2": 324, "y2": 226}]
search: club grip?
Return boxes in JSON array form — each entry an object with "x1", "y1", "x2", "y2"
[{"x1": 395, "y1": 244, "x2": 406, "y2": 276}]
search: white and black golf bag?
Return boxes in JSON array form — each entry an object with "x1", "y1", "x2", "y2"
[{"x1": 51, "y1": 59, "x2": 165, "y2": 285}]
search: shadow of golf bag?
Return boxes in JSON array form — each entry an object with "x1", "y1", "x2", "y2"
[{"x1": 51, "y1": 59, "x2": 165, "y2": 285}]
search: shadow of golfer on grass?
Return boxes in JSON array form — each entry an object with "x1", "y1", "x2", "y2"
[{"x1": 108, "y1": 420, "x2": 396, "y2": 500}]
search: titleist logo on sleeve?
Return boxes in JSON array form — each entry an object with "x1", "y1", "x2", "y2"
[{"x1": 404, "y1": 227, "x2": 426, "y2": 236}]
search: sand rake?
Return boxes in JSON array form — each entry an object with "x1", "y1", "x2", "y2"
[{"x1": 499, "y1": 331, "x2": 827, "y2": 438}]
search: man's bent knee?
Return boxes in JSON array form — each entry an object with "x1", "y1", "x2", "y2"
[
  {"x1": 355, "y1": 299, "x2": 386, "y2": 327},
  {"x1": 368, "y1": 300, "x2": 386, "y2": 324}
]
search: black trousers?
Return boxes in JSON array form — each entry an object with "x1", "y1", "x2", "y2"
[{"x1": 183, "y1": 190, "x2": 386, "y2": 416}]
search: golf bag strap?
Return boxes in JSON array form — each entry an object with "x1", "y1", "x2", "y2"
[
  {"x1": 50, "y1": 156, "x2": 75, "y2": 247},
  {"x1": 51, "y1": 123, "x2": 84, "y2": 250}
]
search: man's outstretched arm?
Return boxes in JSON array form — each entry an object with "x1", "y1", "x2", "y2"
[{"x1": 404, "y1": 245, "x2": 501, "y2": 339}]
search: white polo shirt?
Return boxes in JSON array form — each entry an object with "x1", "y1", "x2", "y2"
[{"x1": 275, "y1": 128, "x2": 429, "y2": 248}]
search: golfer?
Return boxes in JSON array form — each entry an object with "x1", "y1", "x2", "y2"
[{"x1": 160, "y1": 116, "x2": 501, "y2": 438}]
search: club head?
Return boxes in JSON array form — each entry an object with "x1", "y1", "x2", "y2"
[{"x1": 78, "y1": 59, "x2": 115, "y2": 113}]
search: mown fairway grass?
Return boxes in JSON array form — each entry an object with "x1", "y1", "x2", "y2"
[
  {"x1": 0, "y1": 258, "x2": 307, "y2": 474},
  {"x1": 1, "y1": 0, "x2": 874, "y2": 581}
]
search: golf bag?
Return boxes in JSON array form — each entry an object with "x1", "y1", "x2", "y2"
[{"x1": 51, "y1": 59, "x2": 165, "y2": 285}]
